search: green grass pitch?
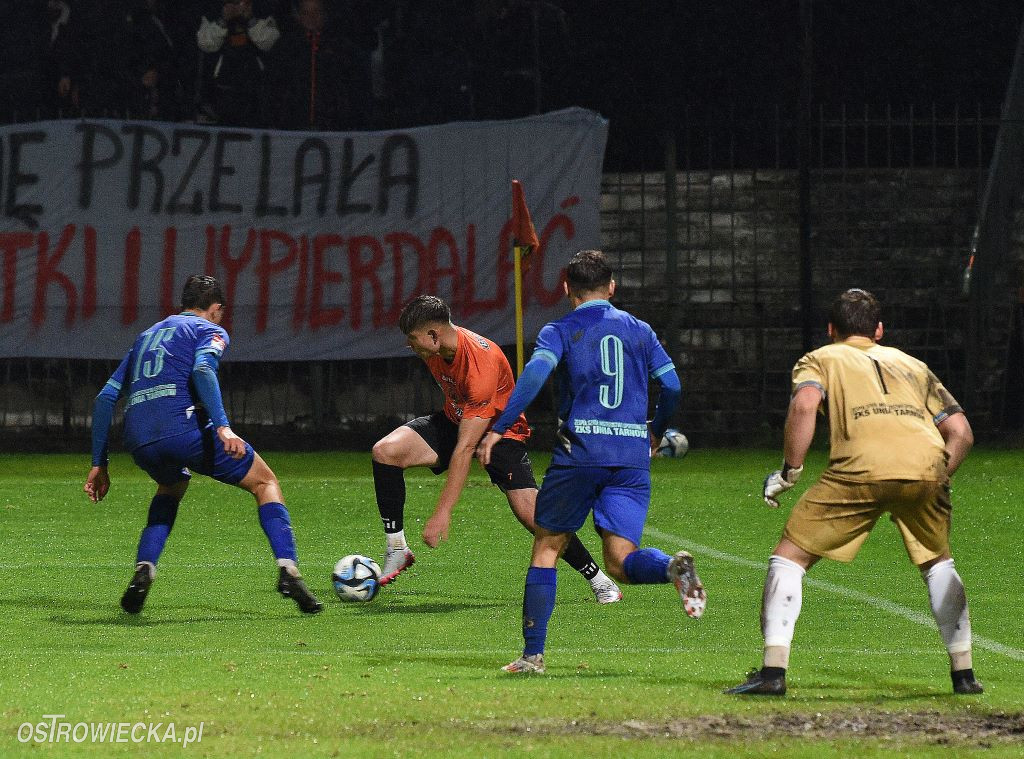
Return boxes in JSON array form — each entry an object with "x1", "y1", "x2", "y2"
[{"x1": 1, "y1": 449, "x2": 1022, "y2": 757}]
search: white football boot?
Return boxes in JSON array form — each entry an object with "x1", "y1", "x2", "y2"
[
  {"x1": 379, "y1": 547, "x2": 415, "y2": 585},
  {"x1": 590, "y1": 572, "x2": 623, "y2": 604},
  {"x1": 667, "y1": 550, "x2": 706, "y2": 619},
  {"x1": 502, "y1": 653, "x2": 545, "y2": 674}
]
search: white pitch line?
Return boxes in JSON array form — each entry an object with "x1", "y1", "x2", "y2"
[{"x1": 644, "y1": 526, "x2": 1024, "y2": 662}]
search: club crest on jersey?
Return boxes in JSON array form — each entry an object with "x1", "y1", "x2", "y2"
[
  {"x1": 209, "y1": 334, "x2": 226, "y2": 355},
  {"x1": 477, "y1": 338, "x2": 490, "y2": 349}
]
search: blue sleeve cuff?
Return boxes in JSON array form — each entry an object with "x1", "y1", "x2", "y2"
[
  {"x1": 491, "y1": 355, "x2": 555, "y2": 434},
  {"x1": 651, "y1": 361, "x2": 675, "y2": 380}
]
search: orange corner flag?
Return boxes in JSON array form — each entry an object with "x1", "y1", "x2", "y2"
[{"x1": 511, "y1": 180, "x2": 539, "y2": 270}]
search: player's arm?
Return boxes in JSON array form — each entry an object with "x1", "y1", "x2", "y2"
[
  {"x1": 85, "y1": 353, "x2": 130, "y2": 502},
  {"x1": 936, "y1": 411, "x2": 973, "y2": 477},
  {"x1": 477, "y1": 351, "x2": 556, "y2": 466},
  {"x1": 649, "y1": 365, "x2": 681, "y2": 453},
  {"x1": 763, "y1": 385, "x2": 820, "y2": 507},
  {"x1": 191, "y1": 351, "x2": 246, "y2": 460},
  {"x1": 423, "y1": 414, "x2": 491, "y2": 548}
]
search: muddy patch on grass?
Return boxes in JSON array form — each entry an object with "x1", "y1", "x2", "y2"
[{"x1": 493, "y1": 711, "x2": 1024, "y2": 746}]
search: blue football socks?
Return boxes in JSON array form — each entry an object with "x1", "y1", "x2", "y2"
[
  {"x1": 258, "y1": 502, "x2": 298, "y2": 563},
  {"x1": 522, "y1": 567, "x2": 557, "y2": 656},
  {"x1": 136, "y1": 494, "x2": 180, "y2": 566},
  {"x1": 623, "y1": 547, "x2": 672, "y2": 584}
]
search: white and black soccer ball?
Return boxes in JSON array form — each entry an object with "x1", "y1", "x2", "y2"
[
  {"x1": 332, "y1": 555, "x2": 382, "y2": 602},
  {"x1": 656, "y1": 428, "x2": 689, "y2": 458}
]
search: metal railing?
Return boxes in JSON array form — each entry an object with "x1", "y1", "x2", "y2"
[{"x1": 1, "y1": 104, "x2": 1014, "y2": 447}]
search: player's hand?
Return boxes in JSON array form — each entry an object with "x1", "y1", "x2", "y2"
[
  {"x1": 475, "y1": 430, "x2": 503, "y2": 467},
  {"x1": 84, "y1": 466, "x2": 110, "y2": 503},
  {"x1": 217, "y1": 426, "x2": 247, "y2": 459},
  {"x1": 763, "y1": 463, "x2": 803, "y2": 508},
  {"x1": 422, "y1": 512, "x2": 450, "y2": 548}
]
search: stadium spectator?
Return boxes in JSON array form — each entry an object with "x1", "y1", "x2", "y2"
[
  {"x1": 269, "y1": 0, "x2": 375, "y2": 130},
  {"x1": 726, "y1": 288, "x2": 982, "y2": 696},
  {"x1": 127, "y1": 0, "x2": 193, "y2": 121},
  {"x1": 370, "y1": 294, "x2": 623, "y2": 604},
  {"x1": 84, "y1": 275, "x2": 323, "y2": 616},
  {"x1": 42, "y1": 0, "x2": 81, "y2": 116},
  {"x1": 477, "y1": 250, "x2": 705, "y2": 674},
  {"x1": 196, "y1": 0, "x2": 279, "y2": 126}
]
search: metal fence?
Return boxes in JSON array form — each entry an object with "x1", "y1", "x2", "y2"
[{"x1": 0, "y1": 104, "x2": 1009, "y2": 449}]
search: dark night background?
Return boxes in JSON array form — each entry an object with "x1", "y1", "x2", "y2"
[{"x1": 0, "y1": 0, "x2": 1021, "y2": 168}]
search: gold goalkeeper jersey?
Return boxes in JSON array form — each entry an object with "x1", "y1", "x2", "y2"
[{"x1": 791, "y1": 336, "x2": 961, "y2": 482}]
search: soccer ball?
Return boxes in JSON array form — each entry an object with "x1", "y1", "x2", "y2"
[
  {"x1": 656, "y1": 428, "x2": 689, "y2": 458},
  {"x1": 332, "y1": 555, "x2": 382, "y2": 602}
]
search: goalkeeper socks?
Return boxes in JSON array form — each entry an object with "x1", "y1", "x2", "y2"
[
  {"x1": 258, "y1": 502, "x2": 298, "y2": 563},
  {"x1": 623, "y1": 547, "x2": 672, "y2": 584},
  {"x1": 522, "y1": 566, "x2": 557, "y2": 656},
  {"x1": 135, "y1": 494, "x2": 179, "y2": 566},
  {"x1": 373, "y1": 460, "x2": 406, "y2": 533},
  {"x1": 924, "y1": 559, "x2": 972, "y2": 658},
  {"x1": 561, "y1": 535, "x2": 600, "y2": 579},
  {"x1": 762, "y1": 555, "x2": 805, "y2": 649}
]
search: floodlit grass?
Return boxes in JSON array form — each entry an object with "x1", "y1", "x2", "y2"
[{"x1": 1, "y1": 449, "x2": 1022, "y2": 757}]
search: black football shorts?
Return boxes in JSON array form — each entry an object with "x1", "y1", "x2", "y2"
[{"x1": 405, "y1": 411, "x2": 537, "y2": 492}]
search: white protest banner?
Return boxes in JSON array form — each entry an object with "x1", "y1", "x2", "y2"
[{"x1": 0, "y1": 108, "x2": 607, "y2": 360}]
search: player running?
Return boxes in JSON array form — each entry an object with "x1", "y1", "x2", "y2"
[
  {"x1": 83, "y1": 275, "x2": 322, "y2": 615},
  {"x1": 370, "y1": 294, "x2": 622, "y2": 603},
  {"x1": 726, "y1": 288, "x2": 981, "y2": 696},
  {"x1": 478, "y1": 249, "x2": 706, "y2": 674}
]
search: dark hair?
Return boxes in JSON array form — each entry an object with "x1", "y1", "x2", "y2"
[
  {"x1": 565, "y1": 249, "x2": 612, "y2": 295},
  {"x1": 829, "y1": 288, "x2": 881, "y2": 338},
  {"x1": 181, "y1": 275, "x2": 224, "y2": 311},
  {"x1": 399, "y1": 295, "x2": 451, "y2": 334}
]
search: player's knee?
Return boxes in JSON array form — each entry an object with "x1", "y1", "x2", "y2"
[{"x1": 372, "y1": 437, "x2": 402, "y2": 466}]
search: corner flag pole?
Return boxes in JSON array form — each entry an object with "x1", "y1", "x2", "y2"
[{"x1": 511, "y1": 180, "x2": 539, "y2": 376}]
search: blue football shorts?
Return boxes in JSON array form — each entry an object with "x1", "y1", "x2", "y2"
[
  {"x1": 131, "y1": 426, "x2": 255, "y2": 486},
  {"x1": 535, "y1": 465, "x2": 651, "y2": 546}
]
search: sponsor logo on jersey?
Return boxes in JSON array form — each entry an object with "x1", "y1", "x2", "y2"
[{"x1": 209, "y1": 334, "x2": 226, "y2": 355}]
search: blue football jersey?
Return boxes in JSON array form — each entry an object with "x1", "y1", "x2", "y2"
[
  {"x1": 534, "y1": 300, "x2": 675, "y2": 468},
  {"x1": 106, "y1": 313, "x2": 230, "y2": 451}
]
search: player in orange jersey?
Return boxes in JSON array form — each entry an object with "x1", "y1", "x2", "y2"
[{"x1": 370, "y1": 295, "x2": 621, "y2": 603}]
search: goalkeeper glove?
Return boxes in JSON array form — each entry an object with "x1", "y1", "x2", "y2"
[{"x1": 763, "y1": 462, "x2": 803, "y2": 508}]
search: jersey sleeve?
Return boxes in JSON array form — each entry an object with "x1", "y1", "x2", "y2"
[
  {"x1": 924, "y1": 369, "x2": 963, "y2": 424},
  {"x1": 195, "y1": 324, "x2": 229, "y2": 358},
  {"x1": 91, "y1": 352, "x2": 130, "y2": 466},
  {"x1": 644, "y1": 323, "x2": 674, "y2": 379},
  {"x1": 792, "y1": 352, "x2": 826, "y2": 399},
  {"x1": 532, "y1": 323, "x2": 563, "y2": 367},
  {"x1": 458, "y1": 347, "x2": 506, "y2": 420}
]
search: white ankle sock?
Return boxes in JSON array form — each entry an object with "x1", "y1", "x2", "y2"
[
  {"x1": 762, "y1": 555, "x2": 805, "y2": 650},
  {"x1": 924, "y1": 558, "x2": 972, "y2": 657},
  {"x1": 386, "y1": 530, "x2": 408, "y2": 551}
]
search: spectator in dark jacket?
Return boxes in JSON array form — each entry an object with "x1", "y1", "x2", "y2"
[
  {"x1": 128, "y1": 0, "x2": 192, "y2": 120},
  {"x1": 269, "y1": 0, "x2": 374, "y2": 131},
  {"x1": 197, "y1": 0, "x2": 279, "y2": 126},
  {"x1": 43, "y1": 0, "x2": 82, "y2": 116}
]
